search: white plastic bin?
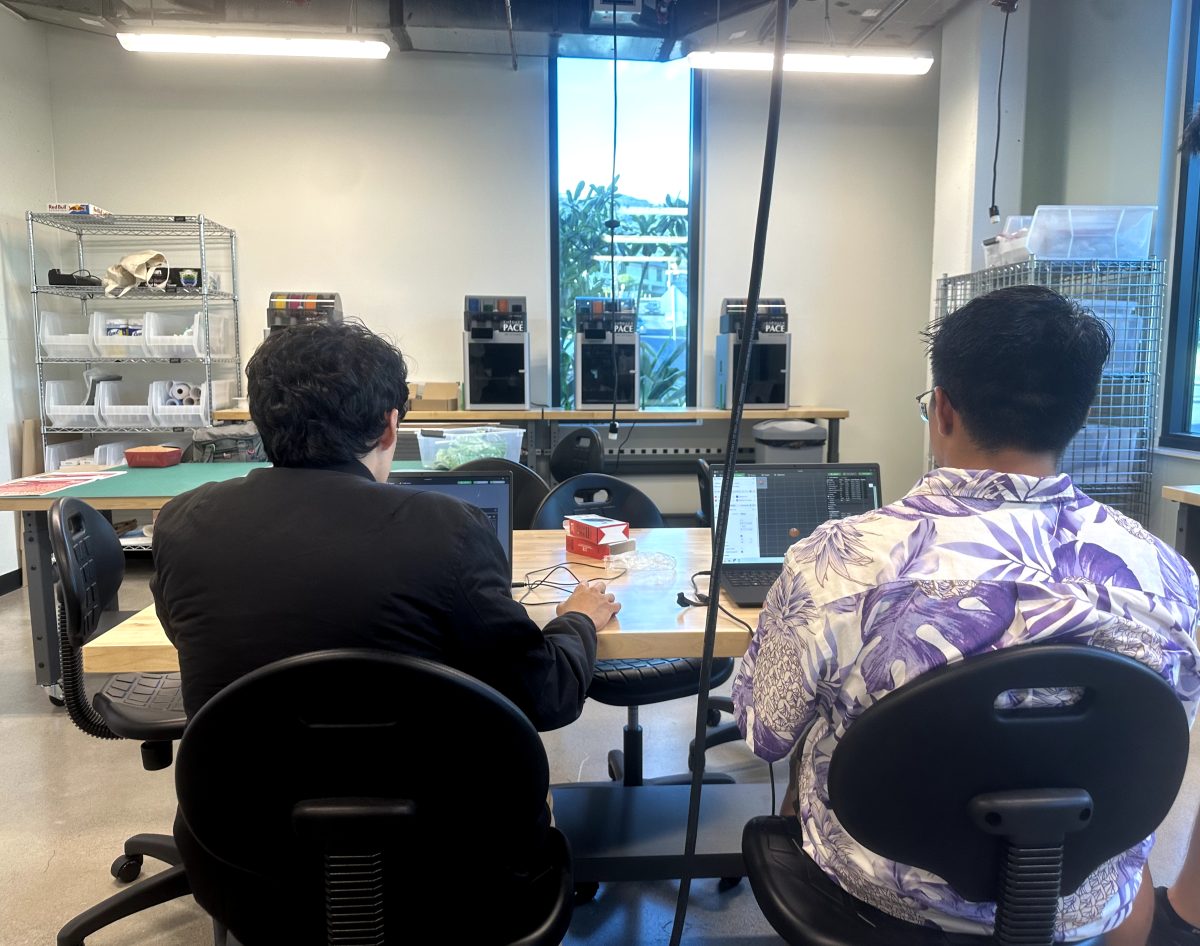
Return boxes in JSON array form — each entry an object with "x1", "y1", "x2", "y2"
[
  {"x1": 40, "y1": 312, "x2": 97, "y2": 359},
  {"x1": 1027, "y1": 206, "x2": 1156, "y2": 260},
  {"x1": 44, "y1": 439, "x2": 93, "y2": 472},
  {"x1": 96, "y1": 381, "x2": 155, "y2": 429},
  {"x1": 144, "y1": 311, "x2": 233, "y2": 359},
  {"x1": 44, "y1": 380, "x2": 100, "y2": 428},
  {"x1": 416, "y1": 426, "x2": 525, "y2": 469},
  {"x1": 94, "y1": 440, "x2": 138, "y2": 466},
  {"x1": 150, "y1": 379, "x2": 234, "y2": 428},
  {"x1": 91, "y1": 310, "x2": 148, "y2": 358}
]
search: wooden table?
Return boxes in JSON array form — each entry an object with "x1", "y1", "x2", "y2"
[
  {"x1": 0, "y1": 461, "x2": 425, "y2": 691},
  {"x1": 82, "y1": 528, "x2": 756, "y2": 673},
  {"x1": 1164, "y1": 485, "x2": 1200, "y2": 574}
]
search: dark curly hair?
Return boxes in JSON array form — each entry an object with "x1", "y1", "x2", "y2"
[
  {"x1": 247, "y1": 321, "x2": 409, "y2": 468},
  {"x1": 923, "y1": 285, "x2": 1112, "y2": 457}
]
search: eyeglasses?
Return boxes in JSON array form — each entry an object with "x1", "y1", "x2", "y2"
[{"x1": 916, "y1": 388, "x2": 934, "y2": 423}]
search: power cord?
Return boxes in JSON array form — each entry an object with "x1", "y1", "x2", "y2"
[
  {"x1": 611, "y1": 419, "x2": 637, "y2": 475},
  {"x1": 516, "y1": 561, "x2": 628, "y2": 606},
  {"x1": 988, "y1": 7, "x2": 1012, "y2": 224},
  {"x1": 675, "y1": 570, "x2": 754, "y2": 634},
  {"x1": 607, "y1": 1, "x2": 622, "y2": 441}
]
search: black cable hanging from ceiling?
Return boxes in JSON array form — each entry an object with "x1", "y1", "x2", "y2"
[{"x1": 667, "y1": 0, "x2": 791, "y2": 940}]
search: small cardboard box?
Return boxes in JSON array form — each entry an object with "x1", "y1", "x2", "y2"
[
  {"x1": 409, "y1": 381, "x2": 460, "y2": 412},
  {"x1": 46, "y1": 202, "x2": 111, "y2": 216},
  {"x1": 564, "y1": 515, "x2": 636, "y2": 559}
]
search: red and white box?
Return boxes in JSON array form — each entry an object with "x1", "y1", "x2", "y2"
[{"x1": 563, "y1": 514, "x2": 637, "y2": 559}]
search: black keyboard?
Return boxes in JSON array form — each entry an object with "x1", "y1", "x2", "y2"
[{"x1": 725, "y1": 568, "x2": 780, "y2": 587}]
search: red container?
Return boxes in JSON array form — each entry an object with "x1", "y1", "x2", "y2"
[{"x1": 124, "y1": 446, "x2": 183, "y2": 468}]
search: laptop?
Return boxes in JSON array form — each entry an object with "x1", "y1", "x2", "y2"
[
  {"x1": 710, "y1": 463, "x2": 883, "y2": 607},
  {"x1": 387, "y1": 470, "x2": 514, "y2": 568}
]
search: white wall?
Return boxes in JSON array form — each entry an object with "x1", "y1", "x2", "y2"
[
  {"x1": 43, "y1": 29, "x2": 552, "y2": 398},
  {"x1": 0, "y1": 11, "x2": 56, "y2": 577},
  {"x1": 1022, "y1": 0, "x2": 1183, "y2": 542},
  {"x1": 701, "y1": 63, "x2": 941, "y2": 501}
]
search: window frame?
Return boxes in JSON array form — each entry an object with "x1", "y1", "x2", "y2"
[
  {"x1": 1161, "y1": 1, "x2": 1200, "y2": 450},
  {"x1": 547, "y1": 53, "x2": 702, "y2": 408}
]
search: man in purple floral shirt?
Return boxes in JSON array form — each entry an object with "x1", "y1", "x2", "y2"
[{"x1": 733, "y1": 285, "x2": 1200, "y2": 942}]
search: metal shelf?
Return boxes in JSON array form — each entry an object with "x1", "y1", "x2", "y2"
[
  {"x1": 27, "y1": 213, "x2": 234, "y2": 237},
  {"x1": 39, "y1": 356, "x2": 240, "y2": 365},
  {"x1": 34, "y1": 285, "x2": 235, "y2": 302},
  {"x1": 43, "y1": 426, "x2": 205, "y2": 434}
]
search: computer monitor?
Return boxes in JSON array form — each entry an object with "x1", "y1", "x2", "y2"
[
  {"x1": 386, "y1": 470, "x2": 514, "y2": 566},
  {"x1": 710, "y1": 463, "x2": 883, "y2": 565}
]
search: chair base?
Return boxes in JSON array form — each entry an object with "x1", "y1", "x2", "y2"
[
  {"x1": 110, "y1": 832, "x2": 181, "y2": 881},
  {"x1": 57, "y1": 863, "x2": 190, "y2": 946},
  {"x1": 741, "y1": 816, "x2": 1105, "y2": 946}
]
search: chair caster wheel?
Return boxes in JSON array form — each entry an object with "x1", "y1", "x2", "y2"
[
  {"x1": 573, "y1": 882, "x2": 599, "y2": 905},
  {"x1": 706, "y1": 707, "x2": 722, "y2": 726},
  {"x1": 718, "y1": 876, "x2": 742, "y2": 892},
  {"x1": 48, "y1": 694, "x2": 65, "y2": 707},
  {"x1": 111, "y1": 854, "x2": 143, "y2": 883}
]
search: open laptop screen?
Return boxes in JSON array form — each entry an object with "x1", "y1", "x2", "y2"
[
  {"x1": 387, "y1": 471, "x2": 514, "y2": 566},
  {"x1": 711, "y1": 463, "x2": 882, "y2": 565}
]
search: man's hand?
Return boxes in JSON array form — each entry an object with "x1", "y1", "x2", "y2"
[{"x1": 557, "y1": 580, "x2": 621, "y2": 630}]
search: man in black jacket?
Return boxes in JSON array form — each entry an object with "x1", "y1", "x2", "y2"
[{"x1": 151, "y1": 321, "x2": 619, "y2": 726}]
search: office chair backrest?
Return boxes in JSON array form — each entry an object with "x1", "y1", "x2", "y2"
[
  {"x1": 175, "y1": 650, "x2": 555, "y2": 945},
  {"x1": 828, "y1": 645, "x2": 1189, "y2": 906},
  {"x1": 532, "y1": 473, "x2": 665, "y2": 529},
  {"x1": 49, "y1": 498, "x2": 124, "y2": 650},
  {"x1": 549, "y1": 427, "x2": 602, "y2": 482},
  {"x1": 453, "y1": 457, "x2": 550, "y2": 530}
]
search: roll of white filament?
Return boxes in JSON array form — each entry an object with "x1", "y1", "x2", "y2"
[
  {"x1": 170, "y1": 382, "x2": 191, "y2": 401},
  {"x1": 166, "y1": 397, "x2": 182, "y2": 406},
  {"x1": 190, "y1": 385, "x2": 202, "y2": 400},
  {"x1": 183, "y1": 397, "x2": 197, "y2": 405}
]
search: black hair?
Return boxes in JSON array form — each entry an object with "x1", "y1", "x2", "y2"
[
  {"x1": 923, "y1": 285, "x2": 1112, "y2": 457},
  {"x1": 247, "y1": 321, "x2": 409, "y2": 468}
]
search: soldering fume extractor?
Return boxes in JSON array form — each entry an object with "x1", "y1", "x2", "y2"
[
  {"x1": 715, "y1": 297, "x2": 790, "y2": 409},
  {"x1": 462, "y1": 295, "x2": 531, "y2": 411}
]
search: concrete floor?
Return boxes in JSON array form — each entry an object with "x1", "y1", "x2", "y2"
[{"x1": 0, "y1": 560, "x2": 1196, "y2": 946}]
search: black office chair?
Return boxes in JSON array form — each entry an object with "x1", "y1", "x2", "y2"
[
  {"x1": 49, "y1": 498, "x2": 190, "y2": 946},
  {"x1": 531, "y1": 472, "x2": 665, "y2": 530},
  {"x1": 453, "y1": 457, "x2": 551, "y2": 530},
  {"x1": 532, "y1": 475, "x2": 738, "y2": 790},
  {"x1": 174, "y1": 650, "x2": 573, "y2": 946},
  {"x1": 549, "y1": 427, "x2": 603, "y2": 483},
  {"x1": 743, "y1": 645, "x2": 1191, "y2": 946}
]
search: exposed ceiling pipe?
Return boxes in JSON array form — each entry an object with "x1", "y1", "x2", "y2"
[
  {"x1": 504, "y1": 0, "x2": 517, "y2": 69},
  {"x1": 850, "y1": 0, "x2": 910, "y2": 47}
]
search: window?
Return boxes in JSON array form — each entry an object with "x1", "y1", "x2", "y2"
[
  {"x1": 550, "y1": 56, "x2": 699, "y2": 408},
  {"x1": 1162, "y1": 3, "x2": 1200, "y2": 448}
]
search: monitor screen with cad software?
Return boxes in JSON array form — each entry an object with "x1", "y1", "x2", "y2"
[
  {"x1": 386, "y1": 471, "x2": 514, "y2": 565},
  {"x1": 711, "y1": 463, "x2": 882, "y2": 565}
]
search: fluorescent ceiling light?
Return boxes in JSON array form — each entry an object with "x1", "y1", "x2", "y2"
[
  {"x1": 687, "y1": 48, "x2": 934, "y2": 76},
  {"x1": 116, "y1": 33, "x2": 390, "y2": 59}
]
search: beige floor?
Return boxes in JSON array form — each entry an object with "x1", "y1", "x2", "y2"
[{"x1": 0, "y1": 561, "x2": 1196, "y2": 946}]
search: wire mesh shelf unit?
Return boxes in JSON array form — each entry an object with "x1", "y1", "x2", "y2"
[{"x1": 935, "y1": 259, "x2": 1164, "y2": 525}]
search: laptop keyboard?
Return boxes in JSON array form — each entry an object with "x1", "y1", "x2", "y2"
[{"x1": 726, "y1": 569, "x2": 780, "y2": 587}]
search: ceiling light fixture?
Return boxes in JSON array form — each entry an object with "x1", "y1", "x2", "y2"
[
  {"x1": 116, "y1": 33, "x2": 390, "y2": 59},
  {"x1": 687, "y1": 48, "x2": 933, "y2": 76}
]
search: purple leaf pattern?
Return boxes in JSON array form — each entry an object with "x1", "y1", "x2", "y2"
[{"x1": 731, "y1": 467, "x2": 1200, "y2": 940}]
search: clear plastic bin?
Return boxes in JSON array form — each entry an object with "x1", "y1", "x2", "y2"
[
  {"x1": 91, "y1": 311, "x2": 148, "y2": 358},
  {"x1": 40, "y1": 312, "x2": 97, "y2": 359},
  {"x1": 1027, "y1": 205, "x2": 1156, "y2": 260},
  {"x1": 416, "y1": 426, "x2": 525, "y2": 469},
  {"x1": 96, "y1": 381, "x2": 154, "y2": 429},
  {"x1": 144, "y1": 310, "x2": 233, "y2": 359},
  {"x1": 44, "y1": 380, "x2": 100, "y2": 428},
  {"x1": 150, "y1": 379, "x2": 234, "y2": 428},
  {"x1": 94, "y1": 440, "x2": 138, "y2": 466},
  {"x1": 44, "y1": 439, "x2": 93, "y2": 471}
]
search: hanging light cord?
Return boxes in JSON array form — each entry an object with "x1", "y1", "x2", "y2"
[
  {"x1": 988, "y1": 10, "x2": 1011, "y2": 222},
  {"x1": 608, "y1": 5, "x2": 622, "y2": 436}
]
